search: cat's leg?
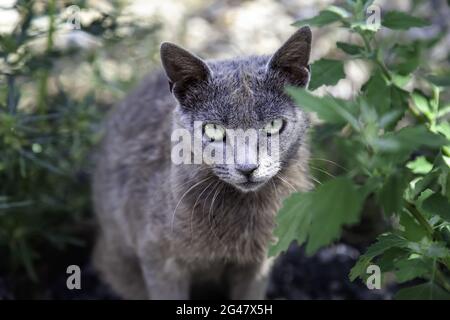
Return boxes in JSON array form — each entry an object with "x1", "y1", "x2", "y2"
[
  {"x1": 138, "y1": 248, "x2": 190, "y2": 300},
  {"x1": 227, "y1": 258, "x2": 274, "y2": 300},
  {"x1": 93, "y1": 232, "x2": 147, "y2": 299}
]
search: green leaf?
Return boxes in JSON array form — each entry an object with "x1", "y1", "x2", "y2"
[
  {"x1": 350, "y1": 234, "x2": 410, "y2": 281},
  {"x1": 270, "y1": 177, "x2": 365, "y2": 256},
  {"x1": 377, "y1": 170, "x2": 409, "y2": 215},
  {"x1": 366, "y1": 234, "x2": 410, "y2": 258},
  {"x1": 411, "y1": 90, "x2": 432, "y2": 119},
  {"x1": 293, "y1": 7, "x2": 347, "y2": 27},
  {"x1": 399, "y1": 210, "x2": 427, "y2": 241},
  {"x1": 437, "y1": 105, "x2": 450, "y2": 119},
  {"x1": 390, "y1": 42, "x2": 422, "y2": 75},
  {"x1": 378, "y1": 110, "x2": 404, "y2": 129},
  {"x1": 373, "y1": 126, "x2": 448, "y2": 154},
  {"x1": 376, "y1": 247, "x2": 409, "y2": 273},
  {"x1": 427, "y1": 75, "x2": 450, "y2": 87},
  {"x1": 287, "y1": 88, "x2": 343, "y2": 124},
  {"x1": 382, "y1": 11, "x2": 429, "y2": 30},
  {"x1": 421, "y1": 242, "x2": 450, "y2": 259},
  {"x1": 336, "y1": 42, "x2": 364, "y2": 55},
  {"x1": 436, "y1": 122, "x2": 450, "y2": 139},
  {"x1": 395, "y1": 282, "x2": 450, "y2": 300},
  {"x1": 391, "y1": 74, "x2": 412, "y2": 88},
  {"x1": 363, "y1": 71, "x2": 391, "y2": 115},
  {"x1": 309, "y1": 59, "x2": 345, "y2": 90},
  {"x1": 305, "y1": 177, "x2": 365, "y2": 254},
  {"x1": 378, "y1": 85, "x2": 409, "y2": 130},
  {"x1": 407, "y1": 156, "x2": 433, "y2": 175},
  {"x1": 268, "y1": 192, "x2": 313, "y2": 256},
  {"x1": 411, "y1": 169, "x2": 442, "y2": 200},
  {"x1": 287, "y1": 88, "x2": 359, "y2": 128},
  {"x1": 394, "y1": 258, "x2": 430, "y2": 283},
  {"x1": 422, "y1": 193, "x2": 450, "y2": 222}
]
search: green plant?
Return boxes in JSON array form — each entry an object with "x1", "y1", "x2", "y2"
[
  {"x1": 0, "y1": 0, "x2": 159, "y2": 295},
  {"x1": 270, "y1": 0, "x2": 450, "y2": 299}
]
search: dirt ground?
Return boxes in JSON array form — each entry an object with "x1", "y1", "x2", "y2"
[{"x1": 0, "y1": 239, "x2": 396, "y2": 300}]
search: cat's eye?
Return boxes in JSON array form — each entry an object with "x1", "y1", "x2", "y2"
[
  {"x1": 204, "y1": 123, "x2": 226, "y2": 141},
  {"x1": 263, "y1": 118, "x2": 284, "y2": 135}
]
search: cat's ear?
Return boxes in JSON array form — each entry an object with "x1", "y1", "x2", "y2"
[
  {"x1": 160, "y1": 42, "x2": 211, "y2": 99},
  {"x1": 267, "y1": 26, "x2": 312, "y2": 87}
]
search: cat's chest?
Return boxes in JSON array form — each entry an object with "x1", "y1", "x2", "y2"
[{"x1": 176, "y1": 198, "x2": 278, "y2": 264}]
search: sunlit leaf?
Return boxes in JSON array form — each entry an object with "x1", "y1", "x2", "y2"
[
  {"x1": 336, "y1": 42, "x2": 364, "y2": 55},
  {"x1": 293, "y1": 7, "x2": 349, "y2": 27},
  {"x1": 308, "y1": 59, "x2": 345, "y2": 90},
  {"x1": 270, "y1": 177, "x2": 365, "y2": 256},
  {"x1": 382, "y1": 11, "x2": 429, "y2": 30},
  {"x1": 407, "y1": 156, "x2": 433, "y2": 175}
]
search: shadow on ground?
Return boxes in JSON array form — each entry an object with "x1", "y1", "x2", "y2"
[{"x1": 0, "y1": 239, "x2": 396, "y2": 300}]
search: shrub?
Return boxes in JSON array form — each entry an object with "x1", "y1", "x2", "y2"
[
  {"x1": 270, "y1": 0, "x2": 450, "y2": 299},
  {"x1": 0, "y1": 0, "x2": 159, "y2": 296}
]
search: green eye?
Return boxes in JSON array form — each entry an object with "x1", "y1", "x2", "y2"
[
  {"x1": 204, "y1": 123, "x2": 226, "y2": 141},
  {"x1": 263, "y1": 118, "x2": 284, "y2": 135}
]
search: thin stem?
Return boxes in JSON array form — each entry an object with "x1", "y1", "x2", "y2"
[
  {"x1": 374, "y1": 59, "x2": 392, "y2": 81},
  {"x1": 46, "y1": 0, "x2": 56, "y2": 52},
  {"x1": 7, "y1": 75, "x2": 16, "y2": 114},
  {"x1": 405, "y1": 202, "x2": 436, "y2": 240},
  {"x1": 359, "y1": 31, "x2": 372, "y2": 53},
  {"x1": 358, "y1": 31, "x2": 392, "y2": 81},
  {"x1": 435, "y1": 265, "x2": 450, "y2": 293}
]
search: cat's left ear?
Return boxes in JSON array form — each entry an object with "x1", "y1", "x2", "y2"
[
  {"x1": 267, "y1": 26, "x2": 312, "y2": 87},
  {"x1": 160, "y1": 42, "x2": 212, "y2": 100}
]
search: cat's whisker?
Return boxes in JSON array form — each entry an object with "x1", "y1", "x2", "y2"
[
  {"x1": 276, "y1": 174, "x2": 297, "y2": 193},
  {"x1": 190, "y1": 180, "x2": 215, "y2": 243},
  {"x1": 291, "y1": 163, "x2": 323, "y2": 186},
  {"x1": 309, "y1": 165, "x2": 336, "y2": 179},
  {"x1": 309, "y1": 175, "x2": 323, "y2": 186},
  {"x1": 202, "y1": 180, "x2": 219, "y2": 214},
  {"x1": 309, "y1": 157, "x2": 348, "y2": 171},
  {"x1": 173, "y1": 168, "x2": 212, "y2": 190},
  {"x1": 201, "y1": 180, "x2": 223, "y2": 244},
  {"x1": 270, "y1": 179, "x2": 279, "y2": 199},
  {"x1": 208, "y1": 183, "x2": 226, "y2": 247},
  {"x1": 171, "y1": 177, "x2": 212, "y2": 233}
]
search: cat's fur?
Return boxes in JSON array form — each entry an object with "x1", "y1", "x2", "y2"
[{"x1": 92, "y1": 27, "x2": 313, "y2": 299}]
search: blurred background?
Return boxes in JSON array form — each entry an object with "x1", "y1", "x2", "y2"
[{"x1": 0, "y1": 0, "x2": 449, "y2": 299}]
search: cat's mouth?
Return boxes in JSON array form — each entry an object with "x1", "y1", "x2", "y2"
[{"x1": 234, "y1": 180, "x2": 266, "y2": 192}]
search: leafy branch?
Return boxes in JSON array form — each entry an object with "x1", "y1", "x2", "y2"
[{"x1": 272, "y1": 0, "x2": 450, "y2": 300}]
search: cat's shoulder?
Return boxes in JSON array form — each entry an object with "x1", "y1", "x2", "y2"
[{"x1": 107, "y1": 70, "x2": 175, "y2": 139}]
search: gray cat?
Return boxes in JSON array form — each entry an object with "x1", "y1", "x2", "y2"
[{"x1": 92, "y1": 26, "x2": 313, "y2": 300}]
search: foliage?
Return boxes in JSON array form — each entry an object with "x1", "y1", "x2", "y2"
[
  {"x1": 0, "y1": 0, "x2": 159, "y2": 295},
  {"x1": 271, "y1": 0, "x2": 450, "y2": 299}
]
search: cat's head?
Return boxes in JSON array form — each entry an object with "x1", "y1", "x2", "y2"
[{"x1": 161, "y1": 27, "x2": 312, "y2": 192}]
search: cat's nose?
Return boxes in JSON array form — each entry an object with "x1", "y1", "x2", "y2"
[{"x1": 236, "y1": 163, "x2": 258, "y2": 178}]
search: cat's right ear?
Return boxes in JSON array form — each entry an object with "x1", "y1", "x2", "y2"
[
  {"x1": 267, "y1": 26, "x2": 312, "y2": 87},
  {"x1": 160, "y1": 42, "x2": 211, "y2": 101}
]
